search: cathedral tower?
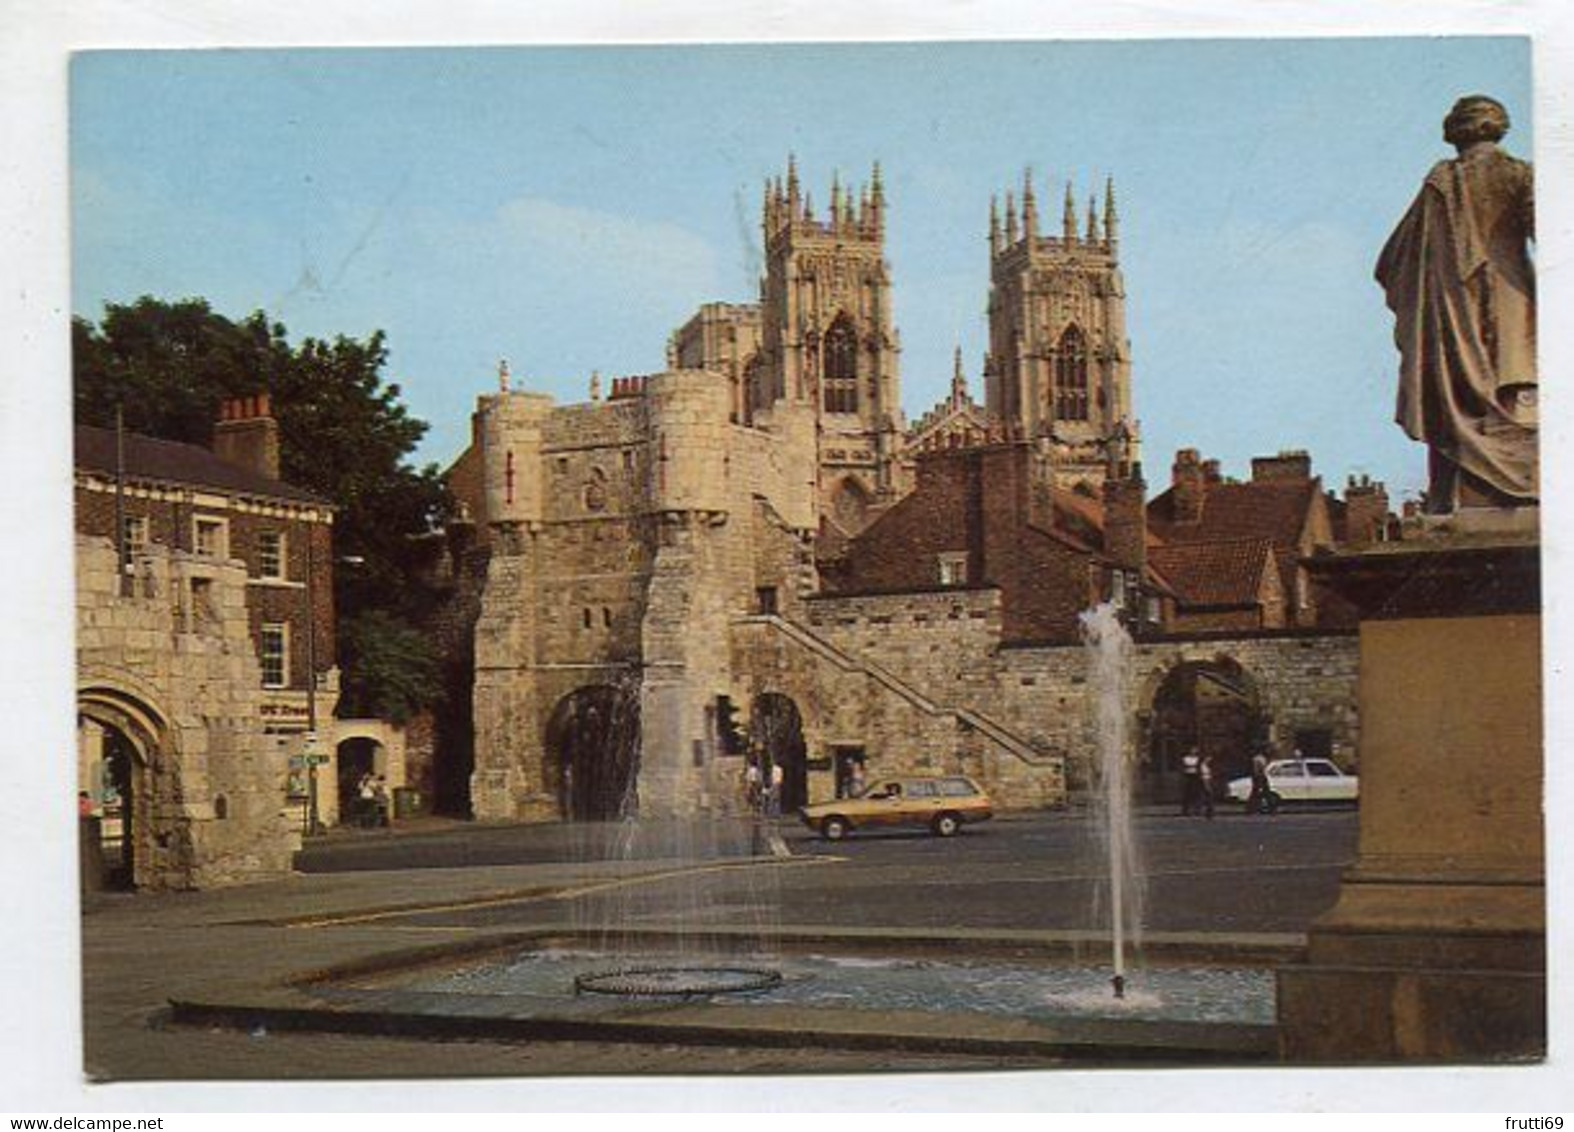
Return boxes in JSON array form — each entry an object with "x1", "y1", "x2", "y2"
[
  {"x1": 757, "y1": 158, "x2": 903, "y2": 529},
  {"x1": 985, "y1": 172, "x2": 1136, "y2": 487}
]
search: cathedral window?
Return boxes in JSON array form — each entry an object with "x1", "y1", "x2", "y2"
[
  {"x1": 1052, "y1": 324, "x2": 1090, "y2": 422},
  {"x1": 823, "y1": 314, "x2": 859, "y2": 414}
]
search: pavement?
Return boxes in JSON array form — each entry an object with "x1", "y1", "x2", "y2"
[{"x1": 80, "y1": 807, "x2": 1358, "y2": 1082}]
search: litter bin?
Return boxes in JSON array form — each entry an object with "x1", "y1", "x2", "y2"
[{"x1": 392, "y1": 786, "x2": 425, "y2": 820}]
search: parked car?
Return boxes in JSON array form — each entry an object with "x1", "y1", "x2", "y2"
[
  {"x1": 1226, "y1": 758, "x2": 1358, "y2": 808},
  {"x1": 800, "y1": 775, "x2": 993, "y2": 840}
]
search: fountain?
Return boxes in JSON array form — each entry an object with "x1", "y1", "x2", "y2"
[
  {"x1": 1078, "y1": 601, "x2": 1146, "y2": 1000},
  {"x1": 554, "y1": 673, "x2": 787, "y2": 1000}
]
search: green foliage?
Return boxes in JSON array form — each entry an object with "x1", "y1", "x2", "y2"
[
  {"x1": 335, "y1": 610, "x2": 444, "y2": 726},
  {"x1": 74, "y1": 296, "x2": 453, "y2": 717}
]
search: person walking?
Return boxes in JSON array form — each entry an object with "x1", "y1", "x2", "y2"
[
  {"x1": 1247, "y1": 750, "x2": 1272, "y2": 815},
  {"x1": 1199, "y1": 754, "x2": 1217, "y2": 821},
  {"x1": 1180, "y1": 747, "x2": 1202, "y2": 816},
  {"x1": 849, "y1": 760, "x2": 867, "y2": 798},
  {"x1": 767, "y1": 761, "x2": 785, "y2": 818}
]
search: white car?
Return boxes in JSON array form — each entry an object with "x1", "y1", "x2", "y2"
[{"x1": 1226, "y1": 758, "x2": 1358, "y2": 807}]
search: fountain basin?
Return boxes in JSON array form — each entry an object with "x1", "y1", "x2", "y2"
[{"x1": 168, "y1": 927, "x2": 1294, "y2": 1064}]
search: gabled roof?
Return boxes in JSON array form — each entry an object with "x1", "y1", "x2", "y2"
[
  {"x1": 1148, "y1": 536, "x2": 1274, "y2": 609},
  {"x1": 74, "y1": 424, "x2": 327, "y2": 506},
  {"x1": 1148, "y1": 478, "x2": 1319, "y2": 548}
]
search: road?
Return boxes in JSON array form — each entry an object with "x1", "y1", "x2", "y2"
[{"x1": 298, "y1": 807, "x2": 1357, "y2": 935}]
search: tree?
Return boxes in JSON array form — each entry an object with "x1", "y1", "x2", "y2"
[
  {"x1": 334, "y1": 610, "x2": 443, "y2": 726},
  {"x1": 73, "y1": 295, "x2": 453, "y2": 712}
]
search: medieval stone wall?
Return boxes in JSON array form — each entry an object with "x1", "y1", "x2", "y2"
[{"x1": 76, "y1": 535, "x2": 299, "y2": 889}]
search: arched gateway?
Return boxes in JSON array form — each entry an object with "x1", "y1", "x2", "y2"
[
  {"x1": 750, "y1": 692, "x2": 808, "y2": 813},
  {"x1": 77, "y1": 684, "x2": 167, "y2": 890},
  {"x1": 1143, "y1": 658, "x2": 1268, "y2": 804},
  {"x1": 545, "y1": 685, "x2": 641, "y2": 820}
]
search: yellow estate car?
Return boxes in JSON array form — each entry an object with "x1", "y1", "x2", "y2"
[{"x1": 800, "y1": 775, "x2": 994, "y2": 840}]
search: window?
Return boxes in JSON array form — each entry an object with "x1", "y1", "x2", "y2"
[
  {"x1": 1052, "y1": 324, "x2": 1089, "y2": 422},
  {"x1": 937, "y1": 778, "x2": 979, "y2": 797},
  {"x1": 258, "y1": 530, "x2": 285, "y2": 579},
  {"x1": 938, "y1": 553, "x2": 968, "y2": 587},
  {"x1": 756, "y1": 587, "x2": 779, "y2": 615},
  {"x1": 193, "y1": 516, "x2": 227, "y2": 559},
  {"x1": 822, "y1": 314, "x2": 860, "y2": 414},
  {"x1": 122, "y1": 515, "x2": 149, "y2": 560},
  {"x1": 189, "y1": 577, "x2": 218, "y2": 632},
  {"x1": 259, "y1": 623, "x2": 287, "y2": 688}
]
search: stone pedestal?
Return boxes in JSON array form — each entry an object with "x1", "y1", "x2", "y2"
[{"x1": 1278, "y1": 529, "x2": 1544, "y2": 1061}]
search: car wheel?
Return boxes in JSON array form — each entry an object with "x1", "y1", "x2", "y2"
[
  {"x1": 932, "y1": 812, "x2": 961, "y2": 837},
  {"x1": 821, "y1": 816, "x2": 850, "y2": 841}
]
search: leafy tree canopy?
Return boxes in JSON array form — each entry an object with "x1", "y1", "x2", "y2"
[{"x1": 74, "y1": 296, "x2": 454, "y2": 715}]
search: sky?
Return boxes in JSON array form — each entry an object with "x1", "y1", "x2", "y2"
[{"x1": 69, "y1": 37, "x2": 1532, "y2": 503}]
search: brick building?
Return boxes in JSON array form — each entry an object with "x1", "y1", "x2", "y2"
[{"x1": 74, "y1": 397, "x2": 338, "y2": 888}]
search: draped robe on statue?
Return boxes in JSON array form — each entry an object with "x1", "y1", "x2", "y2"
[{"x1": 1375, "y1": 145, "x2": 1537, "y2": 506}]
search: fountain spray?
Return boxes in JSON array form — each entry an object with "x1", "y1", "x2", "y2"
[{"x1": 1080, "y1": 602, "x2": 1143, "y2": 1000}]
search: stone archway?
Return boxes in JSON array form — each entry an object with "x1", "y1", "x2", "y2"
[
  {"x1": 77, "y1": 685, "x2": 166, "y2": 891},
  {"x1": 1143, "y1": 657, "x2": 1267, "y2": 804},
  {"x1": 751, "y1": 692, "x2": 808, "y2": 814},
  {"x1": 335, "y1": 737, "x2": 384, "y2": 827},
  {"x1": 545, "y1": 685, "x2": 641, "y2": 821}
]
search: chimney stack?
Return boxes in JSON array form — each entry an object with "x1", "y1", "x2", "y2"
[
  {"x1": 213, "y1": 394, "x2": 280, "y2": 480},
  {"x1": 1171, "y1": 448, "x2": 1206, "y2": 523},
  {"x1": 1251, "y1": 450, "x2": 1313, "y2": 483},
  {"x1": 1343, "y1": 474, "x2": 1392, "y2": 543},
  {"x1": 1102, "y1": 463, "x2": 1148, "y2": 578}
]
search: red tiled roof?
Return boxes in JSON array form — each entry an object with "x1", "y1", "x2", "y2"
[
  {"x1": 1148, "y1": 479, "x2": 1317, "y2": 547},
  {"x1": 74, "y1": 424, "x2": 327, "y2": 506},
  {"x1": 1148, "y1": 536, "x2": 1273, "y2": 608}
]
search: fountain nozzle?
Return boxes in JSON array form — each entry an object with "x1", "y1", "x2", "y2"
[{"x1": 1112, "y1": 974, "x2": 1126, "y2": 999}]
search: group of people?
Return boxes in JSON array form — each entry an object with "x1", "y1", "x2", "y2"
[
  {"x1": 1178, "y1": 748, "x2": 1218, "y2": 819},
  {"x1": 353, "y1": 772, "x2": 391, "y2": 828},
  {"x1": 1179, "y1": 747, "x2": 1280, "y2": 818},
  {"x1": 741, "y1": 758, "x2": 786, "y2": 817}
]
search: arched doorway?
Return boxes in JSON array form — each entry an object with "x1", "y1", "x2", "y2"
[
  {"x1": 751, "y1": 693, "x2": 808, "y2": 813},
  {"x1": 335, "y1": 737, "x2": 383, "y2": 827},
  {"x1": 1145, "y1": 658, "x2": 1267, "y2": 804},
  {"x1": 77, "y1": 686, "x2": 164, "y2": 891},
  {"x1": 545, "y1": 685, "x2": 640, "y2": 821}
]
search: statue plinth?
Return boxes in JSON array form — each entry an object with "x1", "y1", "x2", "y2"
[{"x1": 1277, "y1": 529, "x2": 1544, "y2": 1061}]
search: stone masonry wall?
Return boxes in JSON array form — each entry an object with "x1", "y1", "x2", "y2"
[{"x1": 77, "y1": 535, "x2": 298, "y2": 889}]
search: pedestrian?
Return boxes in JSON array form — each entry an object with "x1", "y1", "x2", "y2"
[
  {"x1": 372, "y1": 776, "x2": 391, "y2": 827},
  {"x1": 849, "y1": 760, "x2": 867, "y2": 798},
  {"x1": 744, "y1": 760, "x2": 762, "y2": 811},
  {"x1": 1199, "y1": 754, "x2": 1216, "y2": 820},
  {"x1": 356, "y1": 772, "x2": 376, "y2": 828},
  {"x1": 767, "y1": 761, "x2": 784, "y2": 818},
  {"x1": 1180, "y1": 747, "x2": 1202, "y2": 816},
  {"x1": 78, "y1": 790, "x2": 95, "y2": 819},
  {"x1": 1248, "y1": 750, "x2": 1271, "y2": 815}
]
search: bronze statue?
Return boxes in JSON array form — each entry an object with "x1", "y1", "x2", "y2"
[{"x1": 1375, "y1": 95, "x2": 1537, "y2": 512}]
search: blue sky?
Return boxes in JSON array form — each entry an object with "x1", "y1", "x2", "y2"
[{"x1": 71, "y1": 38, "x2": 1530, "y2": 501}]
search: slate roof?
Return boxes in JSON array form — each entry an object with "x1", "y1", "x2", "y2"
[
  {"x1": 74, "y1": 424, "x2": 328, "y2": 506},
  {"x1": 1148, "y1": 537, "x2": 1273, "y2": 609}
]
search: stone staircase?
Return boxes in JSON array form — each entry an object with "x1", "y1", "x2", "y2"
[{"x1": 737, "y1": 613, "x2": 1059, "y2": 771}]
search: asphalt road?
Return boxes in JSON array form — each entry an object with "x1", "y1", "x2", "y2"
[{"x1": 298, "y1": 807, "x2": 1358, "y2": 936}]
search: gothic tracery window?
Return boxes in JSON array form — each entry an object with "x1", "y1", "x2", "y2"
[
  {"x1": 1052, "y1": 324, "x2": 1089, "y2": 422},
  {"x1": 823, "y1": 313, "x2": 859, "y2": 414}
]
